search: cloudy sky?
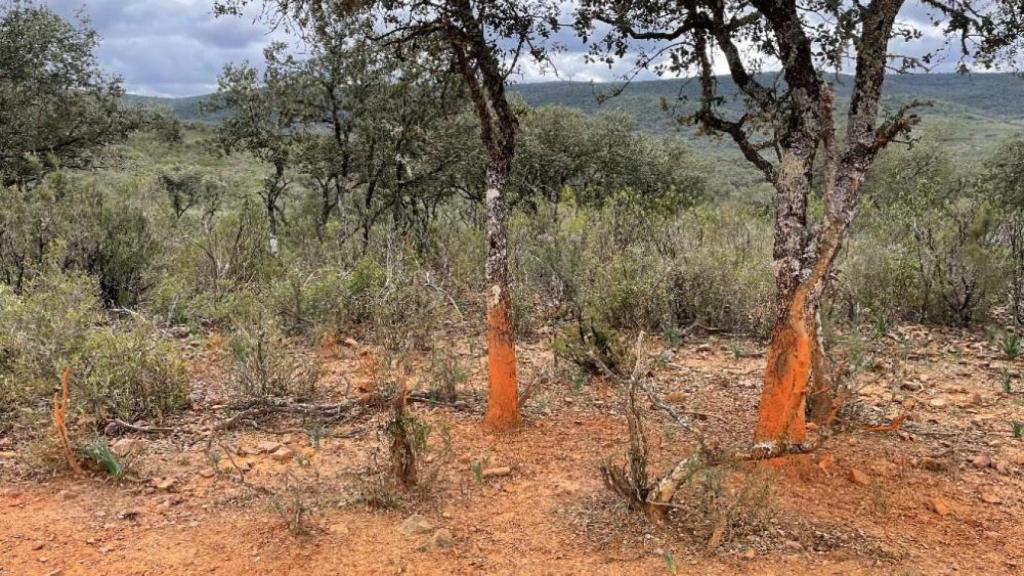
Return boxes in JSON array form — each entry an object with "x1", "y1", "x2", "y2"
[{"x1": 45, "y1": 1, "x2": 965, "y2": 98}]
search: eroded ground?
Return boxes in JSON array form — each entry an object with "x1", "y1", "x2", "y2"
[{"x1": 2, "y1": 325, "x2": 1023, "y2": 576}]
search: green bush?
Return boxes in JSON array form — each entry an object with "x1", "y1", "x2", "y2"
[{"x1": 0, "y1": 270, "x2": 187, "y2": 434}]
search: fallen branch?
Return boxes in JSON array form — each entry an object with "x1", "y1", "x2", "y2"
[{"x1": 111, "y1": 419, "x2": 177, "y2": 434}]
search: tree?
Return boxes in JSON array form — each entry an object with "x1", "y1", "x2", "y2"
[
  {"x1": 208, "y1": 43, "x2": 305, "y2": 256},
  {"x1": 575, "y1": 0, "x2": 1023, "y2": 450},
  {"x1": 216, "y1": 0, "x2": 560, "y2": 430},
  {"x1": 0, "y1": 0, "x2": 139, "y2": 188}
]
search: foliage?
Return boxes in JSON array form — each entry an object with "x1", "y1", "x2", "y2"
[
  {"x1": 0, "y1": 269, "x2": 187, "y2": 434},
  {"x1": 228, "y1": 316, "x2": 319, "y2": 401},
  {"x1": 0, "y1": 1, "x2": 140, "y2": 187}
]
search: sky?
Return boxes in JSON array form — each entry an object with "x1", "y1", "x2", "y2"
[{"x1": 44, "y1": 1, "x2": 966, "y2": 98}]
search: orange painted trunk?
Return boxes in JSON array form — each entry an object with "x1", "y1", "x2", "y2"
[
  {"x1": 754, "y1": 290, "x2": 812, "y2": 444},
  {"x1": 484, "y1": 297, "x2": 520, "y2": 430}
]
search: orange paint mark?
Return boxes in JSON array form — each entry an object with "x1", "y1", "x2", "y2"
[
  {"x1": 754, "y1": 289, "x2": 812, "y2": 445},
  {"x1": 484, "y1": 298, "x2": 520, "y2": 430}
]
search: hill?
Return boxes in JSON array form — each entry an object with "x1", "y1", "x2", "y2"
[{"x1": 127, "y1": 73, "x2": 1024, "y2": 131}]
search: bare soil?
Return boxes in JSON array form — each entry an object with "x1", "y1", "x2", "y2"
[{"x1": 2, "y1": 325, "x2": 1023, "y2": 575}]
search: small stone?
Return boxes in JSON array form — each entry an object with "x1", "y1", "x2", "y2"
[
  {"x1": 110, "y1": 438, "x2": 144, "y2": 457},
  {"x1": 971, "y1": 454, "x2": 992, "y2": 469},
  {"x1": 343, "y1": 337, "x2": 360, "y2": 348},
  {"x1": 848, "y1": 469, "x2": 870, "y2": 486},
  {"x1": 399, "y1": 514, "x2": 433, "y2": 535},
  {"x1": 481, "y1": 466, "x2": 512, "y2": 479},
  {"x1": 740, "y1": 549, "x2": 756, "y2": 560},
  {"x1": 256, "y1": 441, "x2": 282, "y2": 454},
  {"x1": 117, "y1": 508, "x2": 142, "y2": 521},
  {"x1": 664, "y1": 391, "x2": 686, "y2": 403},
  {"x1": 425, "y1": 528, "x2": 454, "y2": 550},
  {"x1": 329, "y1": 522, "x2": 350, "y2": 535},
  {"x1": 270, "y1": 446, "x2": 295, "y2": 462},
  {"x1": 980, "y1": 492, "x2": 1002, "y2": 504},
  {"x1": 929, "y1": 497, "x2": 951, "y2": 517},
  {"x1": 0, "y1": 451, "x2": 17, "y2": 460},
  {"x1": 151, "y1": 477, "x2": 176, "y2": 491},
  {"x1": 31, "y1": 541, "x2": 45, "y2": 550},
  {"x1": 197, "y1": 469, "x2": 216, "y2": 478},
  {"x1": 929, "y1": 398, "x2": 948, "y2": 409}
]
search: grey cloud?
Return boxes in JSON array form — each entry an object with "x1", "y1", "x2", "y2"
[
  {"x1": 35, "y1": 1, "x2": 997, "y2": 97},
  {"x1": 45, "y1": 0, "x2": 283, "y2": 96}
]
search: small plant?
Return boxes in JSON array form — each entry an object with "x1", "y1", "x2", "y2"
[
  {"x1": 571, "y1": 370, "x2": 587, "y2": 392},
  {"x1": 308, "y1": 423, "x2": 327, "y2": 449},
  {"x1": 731, "y1": 342, "x2": 746, "y2": 359},
  {"x1": 427, "y1": 350, "x2": 467, "y2": 403},
  {"x1": 385, "y1": 387, "x2": 430, "y2": 488},
  {"x1": 471, "y1": 460, "x2": 484, "y2": 484},
  {"x1": 664, "y1": 328, "x2": 682, "y2": 351},
  {"x1": 271, "y1": 473, "x2": 317, "y2": 535},
  {"x1": 552, "y1": 320, "x2": 626, "y2": 376},
  {"x1": 229, "y1": 318, "x2": 319, "y2": 402},
  {"x1": 1013, "y1": 420, "x2": 1023, "y2": 439},
  {"x1": 1001, "y1": 369, "x2": 1013, "y2": 394},
  {"x1": 662, "y1": 548, "x2": 678, "y2": 575},
  {"x1": 84, "y1": 438, "x2": 126, "y2": 479},
  {"x1": 1002, "y1": 332, "x2": 1020, "y2": 360}
]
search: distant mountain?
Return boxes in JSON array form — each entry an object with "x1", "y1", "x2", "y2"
[
  {"x1": 125, "y1": 72, "x2": 1024, "y2": 133},
  {"x1": 122, "y1": 94, "x2": 219, "y2": 122}
]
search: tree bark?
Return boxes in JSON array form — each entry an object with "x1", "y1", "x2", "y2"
[{"x1": 483, "y1": 161, "x2": 520, "y2": 430}]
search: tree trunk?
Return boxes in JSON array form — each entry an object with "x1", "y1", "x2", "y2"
[
  {"x1": 483, "y1": 163, "x2": 520, "y2": 430},
  {"x1": 754, "y1": 149, "x2": 817, "y2": 446},
  {"x1": 755, "y1": 285, "x2": 813, "y2": 444},
  {"x1": 805, "y1": 308, "x2": 835, "y2": 426}
]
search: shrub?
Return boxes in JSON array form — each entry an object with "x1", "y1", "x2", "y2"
[
  {"x1": 228, "y1": 316, "x2": 318, "y2": 401},
  {"x1": 0, "y1": 270, "x2": 187, "y2": 435}
]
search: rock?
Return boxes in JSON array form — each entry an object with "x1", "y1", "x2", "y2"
[
  {"x1": 696, "y1": 344, "x2": 713, "y2": 353},
  {"x1": 420, "y1": 528, "x2": 454, "y2": 551},
  {"x1": 256, "y1": 441, "x2": 283, "y2": 454},
  {"x1": 270, "y1": 446, "x2": 295, "y2": 462},
  {"x1": 664, "y1": 391, "x2": 686, "y2": 403},
  {"x1": 117, "y1": 508, "x2": 142, "y2": 521},
  {"x1": 329, "y1": 522, "x2": 350, "y2": 535},
  {"x1": 399, "y1": 514, "x2": 434, "y2": 535},
  {"x1": 980, "y1": 492, "x2": 1002, "y2": 504},
  {"x1": 740, "y1": 549, "x2": 756, "y2": 560},
  {"x1": 901, "y1": 381, "x2": 924, "y2": 392},
  {"x1": 929, "y1": 497, "x2": 951, "y2": 517},
  {"x1": 848, "y1": 469, "x2": 871, "y2": 486},
  {"x1": 31, "y1": 541, "x2": 45, "y2": 550},
  {"x1": 197, "y1": 469, "x2": 216, "y2": 479},
  {"x1": 169, "y1": 326, "x2": 191, "y2": 339},
  {"x1": 0, "y1": 451, "x2": 17, "y2": 460},
  {"x1": 971, "y1": 454, "x2": 992, "y2": 469},
  {"x1": 110, "y1": 438, "x2": 144, "y2": 457},
  {"x1": 151, "y1": 477, "x2": 176, "y2": 491},
  {"x1": 481, "y1": 466, "x2": 512, "y2": 479},
  {"x1": 343, "y1": 337, "x2": 360, "y2": 348},
  {"x1": 929, "y1": 398, "x2": 948, "y2": 409}
]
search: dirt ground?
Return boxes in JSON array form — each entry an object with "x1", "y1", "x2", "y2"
[{"x1": 2, "y1": 324, "x2": 1023, "y2": 576}]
